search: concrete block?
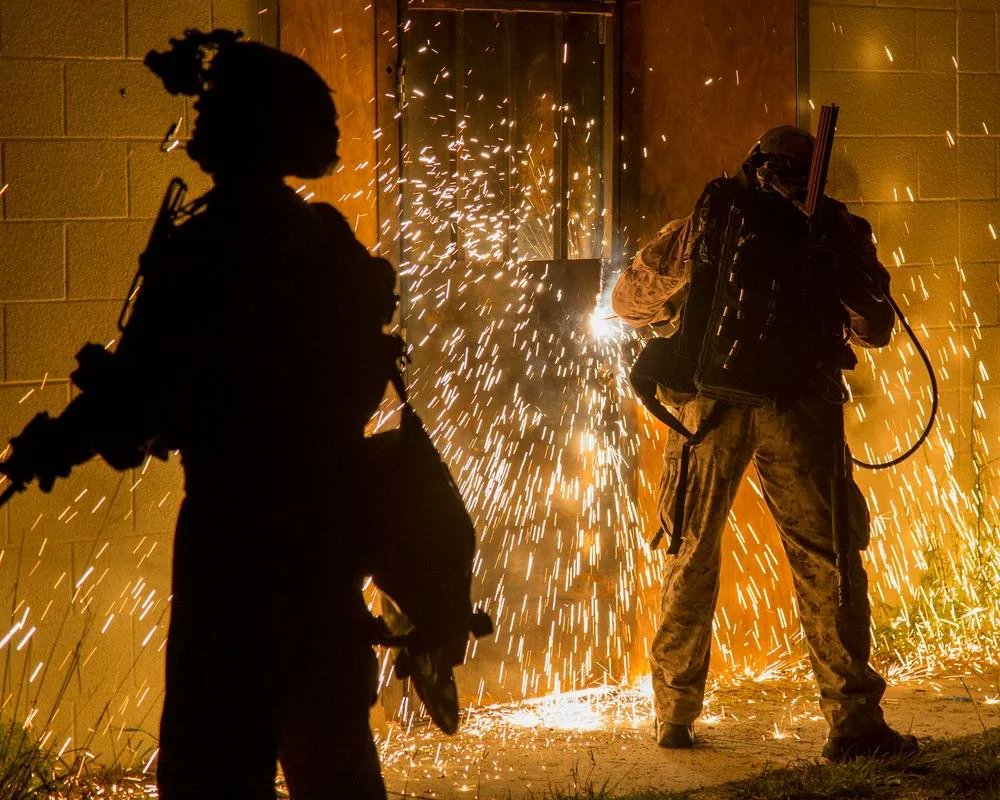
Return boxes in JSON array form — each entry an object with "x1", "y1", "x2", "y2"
[
  {"x1": 0, "y1": 547, "x2": 25, "y2": 627},
  {"x1": 878, "y1": 73, "x2": 957, "y2": 136},
  {"x1": 997, "y1": 140, "x2": 1000, "y2": 197},
  {"x1": 969, "y1": 392, "x2": 999, "y2": 487},
  {"x1": 808, "y1": 71, "x2": 879, "y2": 135},
  {"x1": 126, "y1": 143, "x2": 211, "y2": 219},
  {"x1": 917, "y1": 136, "x2": 958, "y2": 199},
  {"x1": 0, "y1": 222, "x2": 66, "y2": 300},
  {"x1": 0, "y1": 0, "x2": 124, "y2": 58},
  {"x1": 118, "y1": 677, "x2": 162, "y2": 768},
  {"x1": 827, "y1": 7, "x2": 918, "y2": 71},
  {"x1": 0, "y1": 541, "x2": 74, "y2": 631},
  {"x1": 126, "y1": 532, "x2": 171, "y2": 677},
  {"x1": 809, "y1": 6, "x2": 840, "y2": 72},
  {"x1": 83, "y1": 704, "x2": 160, "y2": 771},
  {"x1": 959, "y1": 74, "x2": 1000, "y2": 135},
  {"x1": 829, "y1": 137, "x2": 918, "y2": 203},
  {"x1": 66, "y1": 61, "x2": 185, "y2": 139},
  {"x1": 812, "y1": 72, "x2": 955, "y2": 137},
  {"x1": 879, "y1": 1, "x2": 954, "y2": 7},
  {"x1": 1, "y1": 615, "x2": 86, "y2": 733},
  {"x1": 963, "y1": 262, "x2": 1000, "y2": 324},
  {"x1": 129, "y1": 457, "x2": 183, "y2": 536},
  {"x1": 958, "y1": 10, "x2": 997, "y2": 71},
  {"x1": 911, "y1": 331, "x2": 963, "y2": 399},
  {"x1": 7, "y1": 621, "x2": 83, "y2": 734},
  {"x1": 892, "y1": 263, "x2": 962, "y2": 328},
  {"x1": 71, "y1": 620, "x2": 135, "y2": 724},
  {"x1": 131, "y1": 608, "x2": 168, "y2": 675},
  {"x1": 960, "y1": 199, "x2": 1000, "y2": 260},
  {"x1": 974, "y1": 325, "x2": 1000, "y2": 384},
  {"x1": 958, "y1": 136, "x2": 997, "y2": 198},
  {"x1": 211, "y1": 0, "x2": 263, "y2": 39},
  {"x1": 8, "y1": 457, "x2": 134, "y2": 546},
  {"x1": 0, "y1": 381, "x2": 70, "y2": 452},
  {"x1": 67, "y1": 220, "x2": 151, "y2": 300},
  {"x1": 847, "y1": 362, "x2": 950, "y2": 468},
  {"x1": 126, "y1": 0, "x2": 211, "y2": 58},
  {"x1": 878, "y1": 199, "x2": 959, "y2": 265},
  {"x1": 4, "y1": 141, "x2": 127, "y2": 220},
  {"x1": 0, "y1": 59, "x2": 64, "y2": 137},
  {"x1": 959, "y1": 0, "x2": 1000, "y2": 9},
  {"x1": 4, "y1": 300, "x2": 119, "y2": 381},
  {"x1": 917, "y1": 10, "x2": 958, "y2": 73},
  {"x1": 71, "y1": 533, "x2": 169, "y2": 645}
]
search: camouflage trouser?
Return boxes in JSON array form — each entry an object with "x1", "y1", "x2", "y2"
[{"x1": 649, "y1": 394, "x2": 887, "y2": 737}]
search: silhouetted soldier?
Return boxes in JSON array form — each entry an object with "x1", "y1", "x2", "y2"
[{"x1": 2, "y1": 30, "x2": 398, "y2": 799}]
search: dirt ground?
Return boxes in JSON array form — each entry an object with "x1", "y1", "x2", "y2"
[{"x1": 377, "y1": 671, "x2": 1000, "y2": 799}]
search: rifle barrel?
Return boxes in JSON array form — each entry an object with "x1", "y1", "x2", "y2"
[{"x1": 805, "y1": 103, "x2": 839, "y2": 218}]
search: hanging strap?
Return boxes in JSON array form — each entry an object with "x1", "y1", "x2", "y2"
[{"x1": 648, "y1": 400, "x2": 729, "y2": 554}]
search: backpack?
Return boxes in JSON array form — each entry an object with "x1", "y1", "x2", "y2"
[{"x1": 630, "y1": 178, "x2": 848, "y2": 422}]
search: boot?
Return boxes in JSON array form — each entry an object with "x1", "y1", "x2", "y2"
[
  {"x1": 822, "y1": 723, "x2": 918, "y2": 762},
  {"x1": 656, "y1": 720, "x2": 695, "y2": 749}
]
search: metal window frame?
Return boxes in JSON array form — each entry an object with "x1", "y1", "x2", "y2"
[
  {"x1": 378, "y1": 0, "x2": 621, "y2": 269},
  {"x1": 406, "y1": 0, "x2": 615, "y2": 16}
]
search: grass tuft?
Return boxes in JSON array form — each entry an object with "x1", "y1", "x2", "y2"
[
  {"x1": 549, "y1": 788, "x2": 694, "y2": 800},
  {"x1": 0, "y1": 721, "x2": 62, "y2": 800},
  {"x1": 711, "y1": 730, "x2": 1000, "y2": 800}
]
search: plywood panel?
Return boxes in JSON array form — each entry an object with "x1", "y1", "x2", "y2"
[
  {"x1": 622, "y1": 0, "x2": 799, "y2": 675},
  {"x1": 280, "y1": 1, "x2": 379, "y2": 247},
  {"x1": 625, "y1": 0, "x2": 798, "y2": 240}
]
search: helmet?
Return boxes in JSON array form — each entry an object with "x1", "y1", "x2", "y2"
[
  {"x1": 743, "y1": 125, "x2": 814, "y2": 199},
  {"x1": 145, "y1": 30, "x2": 339, "y2": 179}
]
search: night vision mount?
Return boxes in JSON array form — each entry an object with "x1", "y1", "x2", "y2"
[{"x1": 144, "y1": 28, "x2": 244, "y2": 97}]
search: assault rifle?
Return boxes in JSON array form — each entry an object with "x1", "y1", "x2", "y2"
[{"x1": 0, "y1": 178, "x2": 190, "y2": 507}]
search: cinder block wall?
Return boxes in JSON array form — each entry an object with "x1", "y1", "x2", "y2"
[
  {"x1": 809, "y1": 1, "x2": 999, "y2": 591},
  {"x1": 0, "y1": 0, "x2": 270, "y2": 766}
]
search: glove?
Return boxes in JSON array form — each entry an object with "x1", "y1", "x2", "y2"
[{"x1": 811, "y1": 207, "x2": 887, "y2": 307}]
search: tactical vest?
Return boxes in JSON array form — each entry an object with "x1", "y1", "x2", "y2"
[{"x1": 631, "y1": 177, "x2": 852, "y2": 415}]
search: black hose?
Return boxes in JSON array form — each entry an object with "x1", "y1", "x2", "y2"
[{"x1": 851, "y1": 292, "x2": 939, "y2": 470}]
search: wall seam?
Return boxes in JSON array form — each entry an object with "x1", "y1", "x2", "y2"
[
  {"x1": 2, "y1": 304, "x2": 7, "y2": 383},
  {"x1": 62, "y1": 223, "x2": 69, "y2": 300},
  {"x1": 122, "y1": 0, "x2": 130, "y2": 58},
  {"x1": 0, "y1": 142, "x2": 6, "y2": 219},
  {"x1": 61, "y1": 64, "x2": 67, "y2": 136}
]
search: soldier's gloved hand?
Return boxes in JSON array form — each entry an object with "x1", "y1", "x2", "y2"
[
  {"x1": 71, "y1": 342, "x2": 117, "y2": 394},
  {"x1": 810, "y1": 209, "x2": 886, "y2": 306}
]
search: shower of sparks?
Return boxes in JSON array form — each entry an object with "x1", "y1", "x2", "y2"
[{"x1": 0, "y1": 9, "x2": 998, "y2": 791}]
